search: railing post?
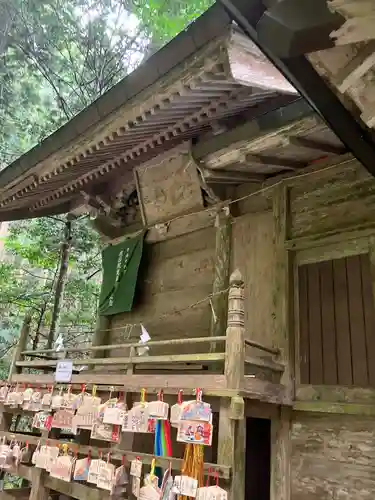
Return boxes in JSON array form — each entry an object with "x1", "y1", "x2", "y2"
[
  {"x1": 90, "y1": 315, "x2": 111, "y2": 366},
  {"x1": 224, "y1": 269, "x2": 245, "y2": 387},
  {"x1": 210, "y1": 206, "x2": 231, "y2": 353},
  {"x1": 8, "y1": 314, "x2": 32, "y2": 382},
  {"x1": 218, "y1": 269, "x2": 246, "y2": 500}
]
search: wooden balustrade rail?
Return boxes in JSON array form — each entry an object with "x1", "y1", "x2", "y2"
[
  {"x1": 21, "y1": 335, "x2": 227, "y2": 356},
  {"x1": 244, "y1": 338, "x2": 280, "y2": 356}
]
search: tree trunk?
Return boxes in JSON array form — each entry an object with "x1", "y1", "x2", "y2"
[
  {"x1": 47, "y1": 218, "x2": 72, "y2": 349},
  {"x1": 0, "y1": 1, "x2": 15, "y2": 55}
]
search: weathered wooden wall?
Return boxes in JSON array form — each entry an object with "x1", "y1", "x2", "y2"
[
  {"x1": 231, "y1": 210, "x2": 275, "y2": 350},
  {"x1": 109, "y1": 225, "x2": 216, "y2": 355},
  {"x1": 291, "y1": 413, "x2": 375, "y2": 499},
  {"x1": 289, "y1": 159, "x2": 375, "y2": 239},
  {"x1": 288, "y1": 159, "x2": 375, "y2": 498}
]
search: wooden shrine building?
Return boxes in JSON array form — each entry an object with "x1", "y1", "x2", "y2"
[{"x1": 2, "y1": 1, "x2": 375, "y2": 499}]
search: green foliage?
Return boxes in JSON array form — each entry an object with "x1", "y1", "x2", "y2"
[
  {"x1": 0, "y1": 0, "x2": 212, "y2": 363},
  {"x1": 1, "y1": 0, "x2": 211, "y2": 168},
  {"x1": 0, "y1": 216, "x2": 101, "y2": 357},
  {"x1": 125, "y1": 0, "x2": 214, "y2": 54}
]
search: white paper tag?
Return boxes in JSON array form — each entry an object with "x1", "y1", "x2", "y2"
[
  {"x1": 22, "y1": 387, "x2": 33, "y2": 402},
  {"x1": 132, "y1": 476, "x2": 141, "y2": 497},
  {"x1": 87, "y1": 458, "x2": 101, "y2": 484},
  {"x1": 97, "y1": 461, "x2": 115, "y2": 491},
  {"x1": 55, "y1": 360, "x2": 73, "y2": 383},
  {"x1": 35, "y1": 445, "x2": 49, "y2": 469},
  {"x1": 91, "y1": 422, "x2": 120, "y2": 442},
  {"x1": 50, "y1": 455, "x2": 74, "y2": 482},
  {"x1": 170, "y1": 403, "x2": 183, "y2": 427},
  {"x1": 124, "y1": 405, "x2": 150, "y2": 433},
  {"x1": 51, "y1": 409, "x2": 74, "y2": 430},
  {"x1": 130, "y1": 458, "x2": 142, "y2": 477},
  {"x1": 173, "y1": 476, "x2": 198, "y2": 497},
  {"x1": 140, "y1": 324, "x2": 151, "y2": 343},
  {"x1": 148, "y1": 400, "x2": 169, "y2": 420},
  {"x1": 103, "y1": 406, "x2": 126, "y2": 425},
  {"x1": 0, "y1": 386, "x2": 8, "y2": 402},
  {"x1": 51, "y1": 393, "x2": 64, "y2": 410},
  {"x1": 203, "y1": 486, "x2": 228, "y2": 500},
  {"x1": 42, "y1": 392, "x2": 52, "y2": 408},
  {"x1": 45, "y1": 447, "x2": 60, "y2": 473},
  {"x1": 139, "y1": 484, "x2": 160, "y2": 500}
]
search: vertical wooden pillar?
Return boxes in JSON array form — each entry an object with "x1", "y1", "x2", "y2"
[
  {"x1": 4, "y1": 314, "x2": 28, "y2": 487},
  {"x1": 272, "y1": 184, "x2": 293, "y2": 500},
  {"x1": 90, "y1": 315, "x2": 111, "y2": 361},
  {"x1": 218, "y1": 270, "x2": 245, "y2": 500},
  {"x1": 0, "y1": 412, "x2": 13, "y2": 490},
  {"x1": 210, "y1": 206, "x2": 231, "y2": 352},
  {"x1": 8, "y1": 314, "x2": 31, "y2": 381},
  {"x1": 272, "y1": 184, "x2": 293, "y2": 393},
  {"x1": 29, "y1": 429, "x2": 51, "y2": 499},
  {"x1": 30, "y1": 466, "x2": 49, "y2": 500},
  {"x1": 271, "y1": 407, "x2": 292, "y2": 500}
]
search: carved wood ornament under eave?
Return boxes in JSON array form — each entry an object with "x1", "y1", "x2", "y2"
[{"x1": 134, "y1": 142, "x2": 204, "y2": 227}]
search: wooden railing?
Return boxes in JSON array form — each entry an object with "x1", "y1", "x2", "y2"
[
  {"x1": 11, "y1": 270, "x2": 285, "y2": 392},
  {"x1": 1, "y1": 270, "x2": 290, "y2": 500}
]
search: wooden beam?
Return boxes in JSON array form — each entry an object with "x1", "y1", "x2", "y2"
[
  {"x1": 22, "y1": 335, "x2": 227, "y2": 356},
  {"x1": 202, "y1": 168, "x2": 265, "y2": 183},
  {"x1": 245, "y1": 356, "x2": 285, "y2": 373},
  {"x1": 367, "y1": 241, "x2": 375, "y2": 387},
  {"x1": 243, "y1": 377, "x2": 291, "y2": 405},
  {"x1": 295, "y1": 238, "x2": 370, "y2": 267},
  {"x1": 331, "y1": 14, "x2": 375, "y2": 45},
  {"x1": 335, "y1": 41, "x2": 375, "y2": 93},
  {"x1": 245, "y1": 400, "x2": 280, "y2": 419},
  {"x1": 246, "y1": 154, "x2": 304, "y2": 171},
  {"x1": 44, "y1": 476, "x2": 111, "y2": 500},
  {"x1": 270, "y1": 407, "x2": 291, "y2": 500},
  {"x1": 294, "y1": 400, "x2": 375, "y2": 416},
  {"x1": 30, "y1": 467, "x2": 49, "y2": 500},
  {"x1": 296, "y1": 384, "x2": 375, "y2": 404},
  {"x1": 10, "y1": 373, "x2": 230, "y2": 396},
  {"x1": 210, "y1": 207, "x2": 231, "y2": 354},
  {"x1": 16, "y1": 352, "x2": 225, "y2": 368},
  {"x1": 285, "y1": 221, "x2": 375, "y2": 252},
  {"x1": 288, "y1": 136, "x2": 346, "y2": 155},
  {"x1": 1, "y1": 488, "x2": 31, "y2": 500},
  {"x1": 244, "y1": 339, "x2": 280, "y2": 356},
  {"x1": 272, "y1": 184, "x2": 293, "y2": 395},
  {"x1": 193, "y1": 99, "x2": 311, "y2": 160},
  {"x1": 0, "y1": 432, "x2": 231, "y2": 479}
]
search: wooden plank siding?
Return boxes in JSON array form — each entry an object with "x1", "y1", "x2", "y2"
[
  {"x1": 297, "y1": 254, "x2": 375, "y2": 387},
  {"x1": 109, "y1": 226, "x2": 216, "y2": 356},
  {"x1": 231, "y1": 211, "x2": 276, "y2": 351},
  {"x1": 289, "y1": 162, "x2": 375, "y2": 239}
]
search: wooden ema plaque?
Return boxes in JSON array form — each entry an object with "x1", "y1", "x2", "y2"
[{"x1": 51, "y1": 409, "x2": 74, "y2": 430}]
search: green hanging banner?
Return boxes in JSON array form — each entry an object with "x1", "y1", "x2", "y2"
[{"x1": 99, "y1": 232, "x2": 145, "y2": 316}]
